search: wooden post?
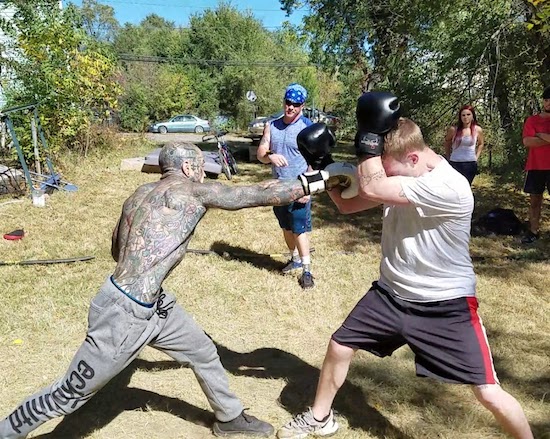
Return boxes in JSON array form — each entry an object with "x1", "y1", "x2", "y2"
[{"x1": 31, "y1": 113, "x2": 41, "y2": 174}]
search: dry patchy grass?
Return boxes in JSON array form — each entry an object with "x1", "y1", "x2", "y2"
[{"x1": 0, "y1": 136, "x2": 548, "y2": 439}]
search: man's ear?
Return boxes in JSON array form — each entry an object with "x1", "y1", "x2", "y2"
[
  {"x1": 409, "y1": 153, "x2": 419, "y2": 165},
  {"x1": 181, "y1": 160, "x2": 191, "y2": 177}
]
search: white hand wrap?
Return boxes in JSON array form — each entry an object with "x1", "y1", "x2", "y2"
[
  {"x1": 298, "y1": 170, "x2": 329, "y2": 195},
  {"x1": 324, "y1": 162, "x2": 359, "y2": 199}
]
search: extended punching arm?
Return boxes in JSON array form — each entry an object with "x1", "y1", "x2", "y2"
[{"x1": 298, "y1": 164, "x2": 359, "y2": 197}]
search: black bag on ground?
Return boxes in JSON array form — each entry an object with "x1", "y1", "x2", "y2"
[{"x1": 472, "y1": 208, "x2": 525, "y2": 237}]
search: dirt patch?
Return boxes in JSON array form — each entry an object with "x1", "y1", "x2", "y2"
[{"x1": 142, "y1": 132, "x2": 254, "y2": 145}]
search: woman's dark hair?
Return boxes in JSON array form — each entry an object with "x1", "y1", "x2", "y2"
[{"x1": 453, "y1": 104, "x2": 478, "y2": 144}]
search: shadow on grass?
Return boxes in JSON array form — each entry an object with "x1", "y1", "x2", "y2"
[
  {"x1": 188, "y1": 241, "x2": 287, "y2": 273},
  {"x1": 32, "y1": 342, "x2": 411, "y2": 439},
  {"x1": 30, "y1": 337, "x2": 547, "y2": 439},
  {"x1": 489, "y1": 329, "x2": 550, "y2": 406},
  {"x1": 351, "y1": 354, "x2": 549, "y2": 438},
  {"x1": 32, "y1": 358, "x2": 214, "y2": 439},
  {"x1": 214, "y1": 342, "x2": 413, "y2": 439},
  {"x1": 485, "y1": 328, "x2": 550, "y2": 439},
  {"x1": 188, "y1": 241, "x2": 363, "y2": 273},
  {"x1": 469, "y1": 179, "x2": 550, "y2": 276}
]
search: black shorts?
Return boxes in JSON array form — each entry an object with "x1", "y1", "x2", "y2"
[
  {"x1": 332, "y1": 283, "x2": 499, "y2": 385},
  {"x1": 523, "y1": 170, "x2": 550, "y2": 194}
]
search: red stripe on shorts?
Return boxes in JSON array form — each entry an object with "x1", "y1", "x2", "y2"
[{"x1": 467, "y1": 297, "x2": 497, "y2": 385}]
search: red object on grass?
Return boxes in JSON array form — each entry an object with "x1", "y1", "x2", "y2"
[{"x1": 3, "y1": 229, "x2": 25, "y2": 240}]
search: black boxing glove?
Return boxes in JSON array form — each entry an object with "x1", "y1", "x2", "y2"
[
  {"x1": 355, "y1": 91, "x2": 401, "y2": 159},
  {"x1": 297, "y1": 122, "x2": 336, "y2": 170}
]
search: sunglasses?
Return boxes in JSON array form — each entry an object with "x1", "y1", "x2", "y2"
[{"x1": 285, "y1": 100, "x2": 302, "y2": 107}]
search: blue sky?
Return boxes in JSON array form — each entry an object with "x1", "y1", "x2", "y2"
[{"x1": 67, "y1": 0, "x2": 308, "y2": 30}]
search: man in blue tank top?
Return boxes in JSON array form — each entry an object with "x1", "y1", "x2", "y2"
[{"x1": 257, "y1": 83, "x2": 315, "y2": 288}]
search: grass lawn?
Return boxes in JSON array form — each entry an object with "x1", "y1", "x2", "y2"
[{"x1": 0, "y1": 134, "x2": 548, "y2": 439}]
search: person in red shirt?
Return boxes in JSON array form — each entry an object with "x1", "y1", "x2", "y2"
[{"x1": 522, "y1": 86, "x2": 550, "y2": 243}]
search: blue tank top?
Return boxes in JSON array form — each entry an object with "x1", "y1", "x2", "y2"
[{"x1": 270, "y1": 115, "x2": 312, "y2": 180}]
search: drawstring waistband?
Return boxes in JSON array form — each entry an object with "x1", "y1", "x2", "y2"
[
  {"x1": 110, "y1": 276, "x2": 156, "y2": 308},
  {"x1": 110, "y1": 276, "x2": 173, "y2": 319},
  {"x1": 155, "y1": 293, "x2": 174, "y2": 319}
]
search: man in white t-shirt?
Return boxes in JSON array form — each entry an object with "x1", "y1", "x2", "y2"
[{"x1": 277, "y1": 92, "x2": 533, "y2": 439}]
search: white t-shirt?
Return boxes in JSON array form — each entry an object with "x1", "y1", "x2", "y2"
[{"x1": 378, "y1": 158, "x2": 476, "y2": 302}]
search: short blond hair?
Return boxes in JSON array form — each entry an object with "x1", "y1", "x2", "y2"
[{"x1": 383, "y1": 118, "x2": 426, "y2": 158}]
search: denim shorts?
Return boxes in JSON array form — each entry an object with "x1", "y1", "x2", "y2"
[{"x1": 273, "y1": 200, "x2": 312, "y2": 234}]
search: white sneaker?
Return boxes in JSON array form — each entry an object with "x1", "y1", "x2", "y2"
[{"x1": 277, "y1": 408, "x2": 339, "y2": 439}]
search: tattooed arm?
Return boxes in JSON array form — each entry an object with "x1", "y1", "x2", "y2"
[
  {"x1": 357, "y1": 156, "x2": 410, "y2": 205},
  {"x1": 256, "y1": 123, "x2": 273, "y2": 164},
  {"x1": 194, "y1": 179, "x2": 306, "y2": 210}
]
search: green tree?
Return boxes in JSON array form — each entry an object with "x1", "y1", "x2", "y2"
[
  {"x1": 0, "y1": 0, "x2": 121, "y2": 157},
  {"x1": 114, "y1": 15, "x2": 198, "y2": 130},
  {"x1": 79, "y1": 0, "x2": 119, "y2": 43},
  {"x1": 282, "y1": 0, "x2": 549, "y2": 170},
  {"x1": 185, "y1": 4, "x2": 283, "y2": 126},
  {"x1": 113, "y1": 4, "x2": 342, "y2": 131}
]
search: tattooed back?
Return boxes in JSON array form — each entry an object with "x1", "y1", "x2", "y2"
[{"x1": 111, "y1": 176, "x2": 207, "y2": 304}]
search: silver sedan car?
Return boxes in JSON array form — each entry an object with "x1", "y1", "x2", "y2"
[{"x1": 149, "y1": 114, "x2": 211, "y2": 134}]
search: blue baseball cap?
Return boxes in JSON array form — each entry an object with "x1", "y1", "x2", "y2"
[{"x1": 284, "y1": 83, "x2": 307, "y2": 104}]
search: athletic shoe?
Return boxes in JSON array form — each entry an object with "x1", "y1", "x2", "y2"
[
  {"x1": 282, "y1": 259, "x2": 303, "y2": 274},
  {"x1": 213, "y1": 410, "x2": 274, "y2": 437},
  {"x1": 299, "y1": 271, "x2": 315, "y2": 289},
  {"x1": 277, "y1": 408, "x2": 338, "y2": 439},
  {"x1": 521, "y1": 231, "x2": 539, "y2": 244}
]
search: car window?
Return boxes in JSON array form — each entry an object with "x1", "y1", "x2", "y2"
[{"x1": 172, "y1": 116, "x2": 184, "y2": 122}]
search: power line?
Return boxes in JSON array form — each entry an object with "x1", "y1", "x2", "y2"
[
  {"x1": 118, "y1": 53, "x2": 317, "y2": 68},
  {"x1": 84, "y1": 0, "x2": 306, "y2": 30},
  {"x1": 93, "y1": 0, "x2": 308, "y2": 13}
]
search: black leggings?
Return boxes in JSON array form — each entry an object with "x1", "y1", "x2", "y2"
[{"x1": 449, "y1": 161, "x2": 478, "y2": 185}]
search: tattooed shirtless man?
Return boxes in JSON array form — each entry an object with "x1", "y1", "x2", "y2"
[{"x1": 0, "y1": 142, "x2": 334, "y2": 439}]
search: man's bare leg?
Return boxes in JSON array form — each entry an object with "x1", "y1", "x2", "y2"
[
  {"x1": 528, "y1": 194, "x2": 543, "y2": 234},
  {"x1": 283, "y1": 229, "x2": 297, "y2": 254},
  {"x1": 311, "y1": 340, "x2": 355, "y2": 420},
  {"x1": 473, "y1": 385, "x2": 533, "y2": 439},
  {"x1": 276, "y1": 340, "x2": 354, "y2": 438},
  {"x1": 294, "y1": 232, "x2": 310, "y2": 265}
]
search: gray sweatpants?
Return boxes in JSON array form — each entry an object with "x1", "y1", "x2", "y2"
[{"x1": 0, "y1": 277, "x2": 243, "y2": 439}]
